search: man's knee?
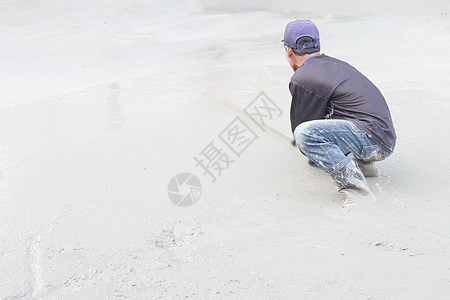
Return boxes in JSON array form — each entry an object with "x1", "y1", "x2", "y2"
[{"x1": 294, "y1": 121, "x2": 318, "y2": 151}]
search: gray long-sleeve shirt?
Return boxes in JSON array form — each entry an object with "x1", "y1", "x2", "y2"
[{"x1": 289, "y1": 54, "x2": 396, "y2": 153}]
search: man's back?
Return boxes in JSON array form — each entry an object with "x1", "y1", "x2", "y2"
[{"x1": 290, "y1": 54, "x2": 396, "y2": 153}]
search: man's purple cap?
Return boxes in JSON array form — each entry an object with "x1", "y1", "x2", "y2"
[{"x1": 282, "y1": 19, "x2": 320, "y2": 49}]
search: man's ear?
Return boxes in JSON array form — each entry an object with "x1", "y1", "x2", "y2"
[{"x1": 285, "y1": 46, "x2": 294, "y2": 57}]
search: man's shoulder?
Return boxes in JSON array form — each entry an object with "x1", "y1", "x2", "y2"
[
  {"x1": 292, "y1": 55, "x2": 357, "y2": 82},
  {"x1": 307, "y1": 54, "x2": 353, "y2": 69}
]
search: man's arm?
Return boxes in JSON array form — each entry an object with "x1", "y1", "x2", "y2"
[{"x1": 289, "y1": 82, "x2": 329, "y2": 132}]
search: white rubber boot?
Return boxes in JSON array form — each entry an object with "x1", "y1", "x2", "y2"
[
  {"x1": 327, "y1": 153, "x2": 376, "y2": 207},
  {"x1": 340, "y1": 181, "x2": 376, "y2": 207},
  {"x1": 356, "y1": 160, "x2": 380, "y2": 177}
]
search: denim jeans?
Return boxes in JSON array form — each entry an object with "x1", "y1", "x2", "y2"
[{"x1": 293, "y1": 119, "x2": 390, "y2": 172}]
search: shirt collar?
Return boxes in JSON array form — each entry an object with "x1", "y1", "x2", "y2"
[{"x1": 304, "y1": 53, "x2": 322, "y2": 63}]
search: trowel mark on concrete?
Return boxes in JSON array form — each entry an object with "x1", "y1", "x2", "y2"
[
  {"x1": 29, "y1": 234, "x2": 45, "y2": 297},
  {"x1": 104, "y1": 82, "x2": 125, "y2": 130}
]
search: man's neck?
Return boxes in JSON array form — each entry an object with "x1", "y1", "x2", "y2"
[{"x1": 294, "y1": 52, "x2": 321, "y2": 71}]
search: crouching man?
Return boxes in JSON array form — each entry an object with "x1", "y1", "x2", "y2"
[{"x1": 283, "y1": 19, "x2": 396, "y2": 206}]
